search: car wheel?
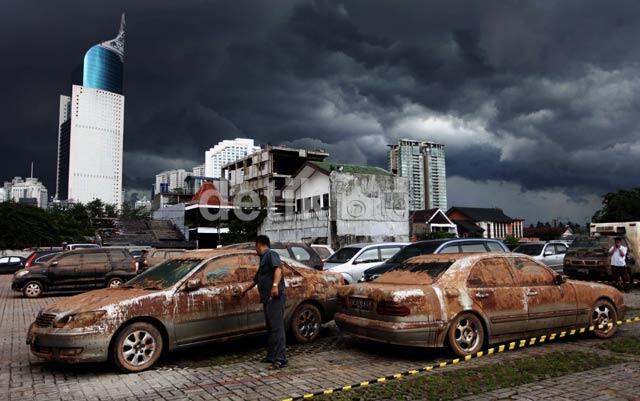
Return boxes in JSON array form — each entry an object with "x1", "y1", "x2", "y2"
[
  {"x1": 290, "y1": 303, "x2": 322, "y2": 343},
  {"x1": 448, "y1": 313, "x2": 485, "y2": 357},
  {"x1": 107, "y1": 277, "x2": 124, "y2": 288},
  {"x1": 23, "y1": 281, "x2": 43, "y2": 298},
  {"x1": 591, "y1": 299, "x2": 618, "y2": 339},
  {"x1": 112, "y1": 322, "x2": 163, "y2": 372}
]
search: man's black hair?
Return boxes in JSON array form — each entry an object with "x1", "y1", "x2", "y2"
[
  {"x1": 614, "y1": 236, "x2": 623, "y2": 242},
  {"x1": 256, "y1": 235, "x2": 271, "y2": 247}
]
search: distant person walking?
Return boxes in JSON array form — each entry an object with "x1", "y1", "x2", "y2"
[
  {"x1": 609, "y1": 237, "x2": 630, "y2": 292},
  {"x1": 240, "y1": 235, "x2": 287, "y2": 369}
]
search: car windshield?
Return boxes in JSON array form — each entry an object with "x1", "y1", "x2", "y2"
[
  {"x1": 313, "y1": 247, "x2": 332, "y2": 259},
  {"x1": 513, "y1": 244, "x2": 544, "y2": 256},
  {"x1": 326, "y1": 247, "x2": 361, "y2": 263},
  {"x1": 125, "y1": 258, "x2": 203, "y2": 289},
  {"x1": 387, "y1": 242, "x2": 442, "y2": 263},
  {"x1": 572, "y1": 237, "x2": 610, "y2": 248},
  {"x1": 389, "y1": 261, "x2": 454, "y2": 280}
]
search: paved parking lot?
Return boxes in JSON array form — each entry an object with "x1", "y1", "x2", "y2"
[{"x1": 1, "y1": 275, "x2": 639, "y2": 401}]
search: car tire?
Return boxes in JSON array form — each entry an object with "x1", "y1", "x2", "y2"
[
  {"x1": 447, "y1": 313, "x2": 485, "y2": 357},
  {"x1": 290, "y1": 303, "x2": 322, "y2": 343},
  {"x1": 591, "y1": 299, "x2": 618, "y2": 339},
  {"x1": 112, "y1": 322, "x2": 163, "y2": 373},
  {"x1": 23, "y1": 281, "x2": 43, "y2": 298},
  {"x1": 107, "y1": 277, "x2": 124, "y2": 288}
]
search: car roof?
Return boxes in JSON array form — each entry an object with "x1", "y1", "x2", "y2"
[
  {"x1": 405, "y1": 252, "x2": 527, "y2": 265},
  {"x1": 343, "y1": 242, "x2": 407, "y2": 249},
  {"x1": 516, "y1": 242, "x2": 546, "y2": 245},
  {"x1": 174, "y1": 248, "x2": 256, "y2": 259}
]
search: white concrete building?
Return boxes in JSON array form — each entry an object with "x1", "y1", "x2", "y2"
[
  {"x1": 154, "y1": 169, "x2": 192, "y2": 194},
  {"x1": 260, "y1": 161, "x2": 409, "y2": 249},
  {"x1": 192, "y1": 164, "x2": 205, "y2": 177},
  {"x1": 204, "y1": 138, "x2": 260, "y2": 178},
  {"x1": 6, "y1": 177, "x2": 49, "y2": 208},
  {"x1": 64, "y1": 85, "x2": 125, "y2": 205}
]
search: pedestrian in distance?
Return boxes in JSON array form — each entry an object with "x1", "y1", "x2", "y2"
[
  {"x1": 609, "y1": 237, "x2": 631, "y2": 292},
  {"x1": 239, "y1": 235, "x2": 287, "y2": 369}
]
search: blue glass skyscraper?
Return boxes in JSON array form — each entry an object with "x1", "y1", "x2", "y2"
[{"x1": 83, "y1": 14, "x2": 125, "y2": 94}]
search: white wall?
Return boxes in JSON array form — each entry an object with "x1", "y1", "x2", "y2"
[{"x1": 67, "y1": 85, "x2": 124, "y2": 206}]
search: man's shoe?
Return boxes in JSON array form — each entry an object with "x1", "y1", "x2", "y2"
[
  {"x1": 268, "y1": 361, "x2": 287, "y2": 370},
  {"x1": 260, "y1": 357, "x2": 274, "y2": 363}
]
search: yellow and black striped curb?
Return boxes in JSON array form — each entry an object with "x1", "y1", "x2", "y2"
[{"x1": 281, "y1": 315, "x2": 640, "y2": 401}]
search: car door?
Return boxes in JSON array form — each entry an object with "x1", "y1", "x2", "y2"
[
  {"x1": 467, "y1": 257, "x2": 527, "y2": 337},
  {"x1": 48, "y1": 253, "x2": 83, "y2": 290},
  {"x1": 553, "y1": 244, "x2": 567, "y2": 270},
  {"x1": 82, "y1": 252, "x2": 110, "y2": 288},
  {"x1": 509, "y1": 257, "x2": 577, "y2": 331},
  {"x1": 350, "y1": 247, "x2": 383, "y2": 282},
  {"x1": 237, "y1": 254, "x2": 265, "y2": 333},
  {"x1": 173, "y1": 255, "x2": 248, "y2": 345},
  {"x1": 540, "y1": 244, "x2": 556, "y2": 267}
]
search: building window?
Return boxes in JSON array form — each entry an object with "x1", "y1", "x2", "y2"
[{"x1": 322, "y1": 193, "x2": 329, "y2": 210}]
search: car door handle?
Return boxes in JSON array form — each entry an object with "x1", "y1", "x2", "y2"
[
  {"x1": 527, "y1": 290, "x2": 538, "y2": 297},
  {"x1": 475, "y1": 292, "x2": 490, "y2": 299}
]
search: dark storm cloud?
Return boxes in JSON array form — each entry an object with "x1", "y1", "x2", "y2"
[{"x1": 3, "y1": 0, "x2": 640, "y2": 220}]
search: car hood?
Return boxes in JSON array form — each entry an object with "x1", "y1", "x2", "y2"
[
  {"x1": 42, "y1": 287, "x2": 171, "y2": 317},
  {"x1": 324, "y1": 263, "x2": 351, "y2": 272}
]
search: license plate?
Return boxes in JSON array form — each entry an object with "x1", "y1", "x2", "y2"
[{"x1": 350, "y1": 297, "x2": 372, "y2": 311}]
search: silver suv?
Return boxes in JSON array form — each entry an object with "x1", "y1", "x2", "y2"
[{"x1": 513, "y1": 241, "x2": 568, "y2": 271}]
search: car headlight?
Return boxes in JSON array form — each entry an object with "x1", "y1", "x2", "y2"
[
  {"x1": 14, "y1": 270, "x2": 30, "y2": 278},
  {"x1": 54, "y1": 311, "x2": 107, "y2": 329}
]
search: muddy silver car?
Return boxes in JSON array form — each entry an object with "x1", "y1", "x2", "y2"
[
  {"x1": 27, "y1": 249, "x2": 342, "y2": 372},
  {"x1": 336, "y1": 253, "x2": 626, "y2": 357}
]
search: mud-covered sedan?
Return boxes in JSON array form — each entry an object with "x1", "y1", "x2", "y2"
[
  {"x1": 27, "y1": 249, "x2": 343, "y2": 372},
  {"x1": 336, "y1": 253, "x2": 626, "y2": 357}
]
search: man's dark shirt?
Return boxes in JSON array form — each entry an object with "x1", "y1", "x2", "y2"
[{"x1": 254, "y1": 249, "x2": 285, "y2": 303}]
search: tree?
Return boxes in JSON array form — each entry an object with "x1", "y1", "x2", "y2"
[
  {"x1": 593, "y1": 188, "x2": 640, "y2": 222},
  {"x1": 503, "y1": 235, "x2": 519, "y2": 246}
]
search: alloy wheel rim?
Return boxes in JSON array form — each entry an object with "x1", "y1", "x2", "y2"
[
  {"x1": 122, "y1": 330, "x2": 156, "y2": 366},
  {"x1": 296, "y1": 309, "x2": 319, "y2": 339},
  {"x1": 592, "y1": 304, "x2": 612, "y2": 333},
  {"x1": 25, "y1": 283, "x2": 40, "y2": 297},
  {"x1": 454, "y1": 318, "x2": 479, "y2": 352},
  {"x1": 109, "y1": 279, "x2": 122, "y2": 288}
]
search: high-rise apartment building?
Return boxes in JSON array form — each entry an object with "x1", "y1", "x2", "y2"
[
  {"x1": 4, "y1": 176, "x2": 49, "y2": 209},
  {"x1": 192, "y1": 164, "x2": 206, "y2": 177},
  {"x1": 204, "y1": 138, "x2": 260, "y2": 178},
  {"x1": 388, "y1": 139, "x2": 447, "y2": 211},
  {"x1": 154, "y1": 169, "x2": 193, "y2": 194},
  {"x1": 56, "y1": 14, "x2": 125, "y2": 206}
]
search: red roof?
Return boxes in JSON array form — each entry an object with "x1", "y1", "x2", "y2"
[{"x1": 189, "y1": 181, "x2": 230, "y2": 206}]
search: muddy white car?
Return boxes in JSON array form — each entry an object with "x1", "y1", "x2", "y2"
[
  {"x1": 336, "y1": 253, "x2": 626, "y2": 356},
  {"x1": 27, "y1": 249, "x2": 342, "y2": 372}
]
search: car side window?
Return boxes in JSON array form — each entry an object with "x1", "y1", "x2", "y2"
[
  {"x1": 9, "y1": 257, "x2": 21, "y2": 263},
  {"x1": 152, "y1": 251, "x2": 164, "y2": 258},
  {"x1": 355, "y1": 248, "x2": 381, "y2": 263},
  {"x1": 439, "y1": 245, "x2": 460, "y2": 253},
  {"x1": 290, "y1": 246, "x2": 311, "y2": 262},
  {"x1": 460, "y1": 243, "x2": 488, "y2": 253},
  {"x1": 272, "y1": 248, "x2": 290, "y2": 260},
  {"x1": 510, "y1": 257, "x2": 555, "y2": 286},
  {"x1": 83, "y1": 253, "x2": 109, "y2": 263},
  {"x1": 544, "y1": 245, "x2": 556, "y2": 255},
  {"x1": 380, "y1": 246, "x2": 401, "y2": 260},
  {"x1": 555, "y1": 244, "x2": 567, "y2": 254},
  {"x1": 58, "y1": 254, "x2": 82, "y2": 267},
  {"x1": 467, "y1": 258, "x2": 515, "y2": 287},
  {"x1": 486, "y1": 242, "x2": 505, "y2": 252},
  {"x1": 199, "y1": 256, "x2": 241, "y2": 285},
  {"x1": 0, "y1": 257, "x2": 9, "y2": 263}
]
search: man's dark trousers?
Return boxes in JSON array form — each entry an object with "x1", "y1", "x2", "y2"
[{"x1": 263, "y1": 294, "x2": 286, "y2": 364}]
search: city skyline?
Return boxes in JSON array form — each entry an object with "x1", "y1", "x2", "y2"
[{"x1": 4, "y1": 1, "x2": 640, "y2": 223}]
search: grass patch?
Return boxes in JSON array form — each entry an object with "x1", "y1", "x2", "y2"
[
  {"x1": 326, "y1": 351, "x2": 623, "y2": 401},
  {"x1": 600, "y1": 337, "x2": 640, "y2": 355}
]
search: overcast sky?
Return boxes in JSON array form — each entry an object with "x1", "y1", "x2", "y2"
[{"x1": 3, "y1": 0, "x2": 640, "y2": 224}]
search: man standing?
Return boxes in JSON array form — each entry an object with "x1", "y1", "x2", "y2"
[
  {"x1": 609, "y1": 237, "x2": 630, "y2": 292},
  {"x1": 240, "y1": 235, "x2": 287, "y2": 369}
]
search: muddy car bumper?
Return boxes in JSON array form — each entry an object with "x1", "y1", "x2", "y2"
[
  {"x1": 26, "y1": 323, "x2": 110, "y2": 363},
  {"x1": 564, "y1": 263, "x2": 611, "y2": 278},
  {"x1": 335, "y1": 312, "x2": 445, "y2": 347}
]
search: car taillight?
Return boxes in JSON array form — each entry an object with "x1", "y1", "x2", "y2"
[
  {"x1": 376, "y1": 301, "x2": 410, "y2": 316},
  {"x1": 337, "y1": 295, "x2": 347, "y2": 308}
]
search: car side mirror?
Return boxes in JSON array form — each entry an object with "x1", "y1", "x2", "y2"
[
  {"x1": 185, "y1": 278, "x2": 202, "y2": 291},
  {"x1": 554, "y1": 275, "x2": 566, "y2": 285}
]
